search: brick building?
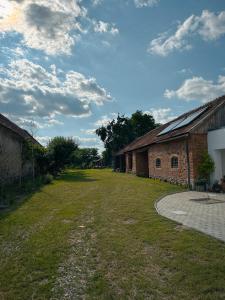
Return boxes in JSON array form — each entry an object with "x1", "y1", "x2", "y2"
[
  {"x1": 115, "y1": 96, "x2": 225, "y2": 187},
  {"x1": 0, "y1": 114, "x2": 40, "y2": 185}
]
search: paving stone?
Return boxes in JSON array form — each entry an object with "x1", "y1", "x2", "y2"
[{"x1": 156, "y1": 191, "x2": 225, "y2": 242}]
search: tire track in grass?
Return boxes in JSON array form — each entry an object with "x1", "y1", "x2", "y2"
[{"x1": 52, "y1": 210, "x2": 98, "y2": 300}]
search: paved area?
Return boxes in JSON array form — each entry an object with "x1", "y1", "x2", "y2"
[{"x1": 156, "y1": 191, "x2": 225, "y2": 242}]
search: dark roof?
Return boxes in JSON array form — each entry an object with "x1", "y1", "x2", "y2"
[
  {"x1": 0, "y1": 113, "x2": 40, "y2": 145},
  {"x1": 116, "y1": 95, "x2": 225, "y2": 155}
]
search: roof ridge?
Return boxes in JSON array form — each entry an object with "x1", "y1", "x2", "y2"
[
  {"x1": 0, "y1": 113, "x2": 40, "y2": 145},
  {"x1": 116, "y1": 95, "x2": 225, "y2": 154}
]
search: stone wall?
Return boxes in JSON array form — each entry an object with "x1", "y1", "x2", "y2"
[
  {"x1": 124, "y1": 134, "x2": 209, "y2": 186},
  {"x1": 148, "y1": 139, "x2": 189, "y2": 185},
  {"x1": 0, "y1": 125, "x2": 32, "y2": 184}
]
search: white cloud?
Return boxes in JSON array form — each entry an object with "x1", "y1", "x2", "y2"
[
  {"x1": 13, "y1": 46, "x2": 26, "y2": 57},
  {"x1": 149, "y1": 10, "x2": 225, "y2": 56},
  {"x1": 93, "y1": 21, "x2": 119, "y2": 35},
  {"x1": 76, "y1": 136, "x2": 98, "y2": 143},
  {"x1": 74, "y1": 135, "x2": 104, "y2": 150},
  {"x1": 0, "y1": 45, "x2": 26, "y2": 59},
  {"x1": 134, "y1": 0, "x2": 159, "y2": 8},
  {"x1": 94, "y1": 113, "x2": 117, "y2": 127},
  {"x1": 164, "y1": 76, "x2": 225, "y2": 103},
  {"x1": 80, "y1": 128, "x2": 96, "y2": 135},
  {"x1": 12, "y1": 116, "x2": 64, "y2": 130},
  {"x1": 92, "y1": 0, "x2": 103, "y2": 6},
  {"x1": 37, "y1": 134, "x2": 104, "y2": 150},
  {"x1": 145, "y1": 108, "x2": 176, "y2": 124},
  {"x1": 0, "y1": 0, "x2": 86, "y2": 55},
  {"x1": 177, "y1": 68, "x2": 192, "y2": 75},
  {"x1": 0, "y1": 59, "x2": 111, "y2": 119},
  {"x1": 199, "y1": 10, "x2": 225, "y2": 40},
  {"x1": 36, "y1": 136, "x2": 51, "y2": 146}
]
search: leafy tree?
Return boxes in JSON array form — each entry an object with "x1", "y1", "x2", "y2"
[
  {"x1": 22, "y1": 140, "x2": 47, "y2": 177},
  {"x1": 102, "y1": 150, "x2": 111, "y2": 167},
  {"x1": 96, "y1": 111, "x2": 159, "y2": 166},
  {"x1": 130, "y1": 110, "x2": 158, "y2": 138},
  {"x1": 72, "y1": 148, "x2": 100, "y2": 169},
  {"x1": 47, "y1": 137, "x2": 78, "y2": 174}
]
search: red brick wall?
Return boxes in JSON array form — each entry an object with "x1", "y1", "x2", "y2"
[
  {"x1": 148, "y1": 139, "x2": 189, "y2": 185},
  {"x1": 124, "y1": 134, "x2": 208, "y2": 186}
]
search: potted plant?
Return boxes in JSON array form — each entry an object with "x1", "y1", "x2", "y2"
[
  {"x1": 197, "y1": 152, "x2": 215, "y2": 191},
  {"x1": 212, "y1": 180, "x2": 222, "y2": 193},
  {"x1": 195, "y1": 178, "x2": 207, "y2": 192}
]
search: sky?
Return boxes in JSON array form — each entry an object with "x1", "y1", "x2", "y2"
[{"x1": 0, "y1": 0, "x2": 225, "y2": 151}]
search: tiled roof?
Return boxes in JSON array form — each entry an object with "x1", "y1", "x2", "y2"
[
  {"x1": 116, "y1": 95, "x2": 225, "y2": 155},
  {"x1": 0, "y1": 114, "x2": 40, "y2": 145}
]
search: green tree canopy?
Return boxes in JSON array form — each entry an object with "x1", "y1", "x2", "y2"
[
  {"x1": 96, "y1": 110, "x2": 159, "y2": 165},
  {"x1": 47, "y1": 137, "x2": 78, "y2": 173},
  {"x1": 72, "y1": 148, "x2": 100, "y2": 169}
]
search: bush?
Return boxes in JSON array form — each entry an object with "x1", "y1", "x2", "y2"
[
  {"x1": 198, "y1": 152, "x2": 215, "y2": 182},
  {"x1": 43, "y1": 174, "x2": 53, "y2": 185}
]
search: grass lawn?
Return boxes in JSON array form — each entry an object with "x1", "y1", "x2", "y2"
[{"x1": 0, "y1": 169, "x2": 225, "y2": 299}]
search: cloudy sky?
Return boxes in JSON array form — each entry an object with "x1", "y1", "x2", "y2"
[{"x1": 1, "y1": 0, "x2": 225, "y2": 150}]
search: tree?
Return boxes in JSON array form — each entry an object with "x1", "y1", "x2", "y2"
[
  {"x1": 102, "y1": 150, "x2": 111, "y2": 167},
  {"x1": 22, "y1": 140, "x2": 47, "y2": 178},
  {"x1": 72, "y1": 148, "x2": 100, "y2": 169},
  {"x1": 96, "y1": 111, "x2": 159, "y2": 166},
  {"x1": 47, "y1": 137, "x2": 78, "y2": 174},
  {"x1": 130, "y1": 110, "x2": 158, "y2": 138}
]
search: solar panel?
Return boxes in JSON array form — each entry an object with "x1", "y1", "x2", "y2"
[
  {"x1": 173, "y1": 107, "x2": 208, "y2": 130},
  {"x1": 157, "y1": 106, "x2": 208, "y2": 136},
  {"x1": 157, "y1": 118, "x2": 185, "y2": 136}
]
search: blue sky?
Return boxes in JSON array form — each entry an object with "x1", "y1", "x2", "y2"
[{"x1": 1, "y1": 0, "x2": 225, "y2": 151}]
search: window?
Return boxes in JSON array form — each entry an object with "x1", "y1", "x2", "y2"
[
  {"x1": 156, "y1": 158, "x2": 161, "y2": 168},
  {"x1": 171, "y1": 156, "x2": 178, "y2": 169}
]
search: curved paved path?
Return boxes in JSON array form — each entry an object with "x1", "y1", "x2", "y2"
[{"x1": 156, "y1": 191, "x2": 225, "y2": 242}]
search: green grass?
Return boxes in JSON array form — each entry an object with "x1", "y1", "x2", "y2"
[{"x1": 0, "y1": 169, "x2": 225, "y2": 299}]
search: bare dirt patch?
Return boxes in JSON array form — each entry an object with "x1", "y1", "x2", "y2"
[
  {"x1": 175, "y1": 225, "x2": 189, "y2": 232},
  {"x1": 122, "y1": 218, "x2": 137, "y2": 225}
]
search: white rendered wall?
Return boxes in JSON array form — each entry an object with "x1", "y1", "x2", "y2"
[{"x1": 208, "y1": 128, "x2": 225, "y2": 183}]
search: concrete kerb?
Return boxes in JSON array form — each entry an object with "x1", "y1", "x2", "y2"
[{"x1": 154, "y1": 191, "x2": 186, "y2": 226}]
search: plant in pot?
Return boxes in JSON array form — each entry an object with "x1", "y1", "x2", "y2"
[
  {"x1": 197, "y1": 152, "x2": 215, "y2": 191},
  {"x1": 212, "y1": 180, "x2": 222, "y2": 193},
  {"x1": 195, "y1": 178, "x2": 208, "y2": 192}
]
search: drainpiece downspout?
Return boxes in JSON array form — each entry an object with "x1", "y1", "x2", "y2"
[{"x1": 186, "y1": 135, "x2": 191, "y2": 190}]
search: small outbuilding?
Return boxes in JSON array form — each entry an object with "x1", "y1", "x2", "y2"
[{"x1": 115, "y1": 96, "x2": 225, "y2": 188}]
